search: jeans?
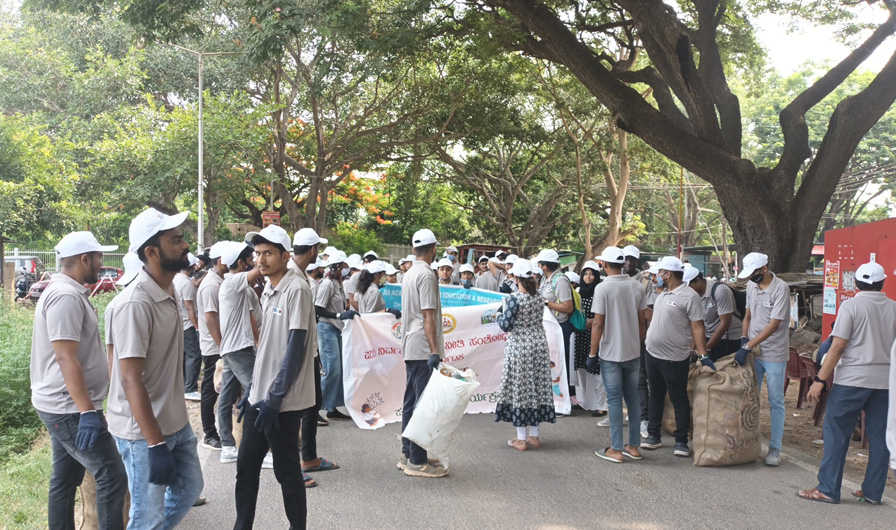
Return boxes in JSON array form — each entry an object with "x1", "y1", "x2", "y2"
[
  {"x1": 37, "y1": 410, "x2": 127, "y2": 530},
  {"x1": 114, "y1": 423, "x2": 203, "y2": 530},
  {"x1": 300, "y1": 357, "x2": 323, "y2": 462},
  {"x1": 600, "y1": 358, "x2": 642, "y2": 451},
  {"x1": 219, "y1": 347, "x2": 257, "y2": 447},
  {"x1": 318, "y1": 321, "x2": 344, "y2": 411},
  {"x1": 401, "y1": 360, "x2": 432, "y2": 465},
  {"x1": 201, "y1": 354, "x2": 221, "y2": 440},
  {"x1": 638, "y1": 344, "x2": 649, "y2": 422},
  {"x1": 234, "y1": 407, "x2": 306, "y2": 530},
  {"x1": 816, "y1": 385, "x2": 890, "y2": 502},
  {"x1": 708, "y1": 338, "x2": 740, "y2": 362},
  {"x1": 755, "y1": 358, "x2": 786, "y2": 451},
  {"x1": 183, "y1": 327, "x2": 202, "y2": 393},
  {"x1": 645, "y1": 353, "x2": 691, "y2": 444}
]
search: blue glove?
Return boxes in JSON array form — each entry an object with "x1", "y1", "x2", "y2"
[
  {"x1": 499, "y1": 283, "x2": 512, "y2": 294},
  {"x1": 427, "y1": 354, "x2": 440, "y2": 370},
  {"x1": 700, "y1": 356, "x2": 717, "y2": 371},
  {"x1": 75, "y1": 410, "x2": 101, "y2": 450},
  {"x1": 254, "y1": 400, "x2": 280, "y2": 433},
  {"x1": 339, "y1": 310, "x2": 359, "y2": 320},
  {"x1": 236, "y1": 386, "x2": 251, "y2": 423},
  {"x1": 585, "y1": 355, "x2": 599, "y2": 372},
  {"x1": 386, "y1": 308, "x2": 401, "y2": 319},
  {"x1": 734, "y1": 346, "x2": 750, "y2": 366},
  {"x1": 148, "y1": 442, "x2": 176, "y2": 485},
  {"x1": 740, "y1": 336, "x2": 749, "y2": 347}
]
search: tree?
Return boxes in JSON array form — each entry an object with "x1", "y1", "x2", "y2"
[{"x1": 470, "y1": 0, "x2": 896, "y2": 270}]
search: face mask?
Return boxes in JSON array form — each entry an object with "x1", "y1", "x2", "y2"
[
  {"x1": 461, "y1": 279, "x2": 473, "y2": 288},
  {"x1": 750, "y1": 273, "x2": 764, "y2": 284},
  {"x1": 447, "y1": 254, "x2": 455, "y2": 262},
  {"x1": 656, "y1": 274, "x2": 665, "y2": 288}
]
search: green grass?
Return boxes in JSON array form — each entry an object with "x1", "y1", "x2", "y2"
[{"x1": 0, "y1": 435, "x2": 52, "y2": 529}]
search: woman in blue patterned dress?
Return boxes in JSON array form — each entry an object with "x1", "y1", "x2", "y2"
[{"x1": 495, "y1": 259, "x2": 557, "y2": 451}]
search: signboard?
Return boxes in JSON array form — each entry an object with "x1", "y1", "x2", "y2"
[
  {"x1": 822, "y1": 287, "x2": 837, "y2": 315},
  {"x1": 261, "y1": 211, "x2": 280, "y2": 227},
  {"x1": 824, "y1": 260, "x2": 840, "y2": 288}
]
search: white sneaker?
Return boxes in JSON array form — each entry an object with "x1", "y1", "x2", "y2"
[
  {"x1": 220, "y1": 446, "x2": 238, "y2": 464},
  {"x1": 640, "y1": 420, "x2": 649, "y2": 440},
  {"x1": 597, "y1": 417, "x2": 611, "y2": 427},
  {"x1": 262, "y1": 453, "x2": 274, "y2": 469},
  {"x1": 184, "y1": 391, "x2": 201, "y2": 401}
]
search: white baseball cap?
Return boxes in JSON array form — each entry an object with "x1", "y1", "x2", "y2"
[
  {"x1": 55, "y1": 231, "x2": 118, "y2": 259},
  {"x1": 363, "y1": 250, "x2": 378, "y2": 259},
  {"x1": 347, "y1": 254, "x2": 364, "y2": 269},
  {"x1": 598, "y1": 246, "x2": 626, "y2": 264},
  {"x1": 326, "y1": 250, "x2": 347, "y2": 266},
  {"x1": 246, "y1": 225, "x2": 292, "y2": 252},
  {"x1": 128, "y1": 208, "x2": 189, "y2": 253},
  {"x1": 445, "y1": 246, "x2": 458, "y2": 253},
  {"x1": 321, "y1": 246, "x2": 338, "y2": 256},
  {"x1": 488, "y1": 256, "x2": 503, "y2": 265},
  {"x1": 459, "y1": 263, "x2": 475, "y2": 274},
  {"x1": 116, "y1": 252, "x2": 143, "y2": 286},
  {"x1": 496, "y1": 250, "x2": 508, "y2": 258},
  {"x1": 384, "y1": 263, "x2": 398, "y2": 275},
  {"x1": 293, "y1": 228, "x2": 327, "y2": 247},
  {"x1": 505, "y1": 254, "x2": 519, "y2": 264},
  {"x1": 509, "y1": 258, "x2": 535, "y2": 278},
  {"x1": 187, "y1": 252, "x2": 199, "y2": 267},
  {"x1": 305, "y1": 258, "x2": 324, "y2": 272},
  {"x1": 683, "y1": 264, "x2": 700, "y2": 284},
  {"x1": 399, "y1": 254, "x2": 414, "y2": 265},
  {"x1": 365, "y1": 260, "x2": 388, "y2": 274},
  {"x1": 477, "y1": 255, "x2": 489, "y2": 263},
  {"x1": 535, "y1": 249, "x2": 560, "y2": 264},
  {"x1": 648, "y1": 256, "x2": 685, "y2": 273},
  {"x1": 856, "y1": 262, "x2": 886, "y2": 283},
  {"x1": 737, "y1": 252, "x2": 769, "y2": 279},
  {"x1": 623, "y1": 245, "x2": 641, "y2": 259},
  {"x1": 208, "y1": 241, "x2": 231, "y2": 260},
  {"x1": 412, "y1": 228, "x2": 439, "y2": 248},
  {"x1": 430, "y1": 261, "x2": 439, "y2": 270},
  {"x1": 221, "y1": 242, "x2": 251, "y2": 268},
  {"x1": 581, "y1": 260, "x2": 600, "y2": 272},
  {"x1": 565, "y1": 271, "x2": 580, "y2": 284},
  {"x1": 436, "y1": 258, "x2": 454, "y2": 269}
]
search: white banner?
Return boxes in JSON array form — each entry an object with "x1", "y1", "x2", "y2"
[{"x1": 341, "y1": 303, "x2": 571, "y2": 429}]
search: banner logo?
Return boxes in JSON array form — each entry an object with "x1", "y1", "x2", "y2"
[
  {"x1": 480, "y1": 309, "x2": 499, "y2": 326},
  {"x1": 442, "y1": 314, "x2": 457, "y2": 334},
  {"x1": 391, "y1": 321, "x2": 402, "y2": 340}
]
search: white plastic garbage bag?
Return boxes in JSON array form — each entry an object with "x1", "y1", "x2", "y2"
[{"x1": 401, "y1": 364, "x2": 480, "y2": 467}]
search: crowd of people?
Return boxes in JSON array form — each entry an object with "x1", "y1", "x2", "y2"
[{"x1": 28, "y1": 211, "x2": 896, "y2": 529}]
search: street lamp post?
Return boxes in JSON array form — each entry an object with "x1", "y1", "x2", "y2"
[{"x1": 170, "y1": 45, "x2": 239, "y2": 250}]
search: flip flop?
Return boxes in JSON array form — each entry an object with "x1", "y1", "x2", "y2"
[
  {"x1": 622, "y1": 446, "x2": 643, "y2": 460},
  {"x1": 303, "y1": 472, "x2": 317, "y2": 488},
  {"x1": 303, "y1": 458, "x2": 339, "y2": 472},
  {"x1": 507, "y1": 439, "x2": 527, "y2": 451},
  {"x1": 852, "y1": 490, "x2": 882, "y2": 505},
  {"x1": 796, "y1": 488, "x2": 837, "y2": 504},
  {"x1": 595, "y1": 447, "x2": 623, "y2": 463}
]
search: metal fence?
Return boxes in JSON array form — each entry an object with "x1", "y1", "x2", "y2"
[{"x1": 7, "y1": 248, "x2": 126, "y2": 272}]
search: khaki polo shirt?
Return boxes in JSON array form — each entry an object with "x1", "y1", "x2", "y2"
[
  {"x1": 746, "y1": 273, "x2": 791, "y2": 363},
  {"x1": 196, "y1": 271, "x2": 224, "y2": 356},
  {"x1": 309, "y1": 277, "x2": 320, "y2": 300},
  {"x1": 172, "y1": 273, "x2": 197, "y2": 331},
  {"x1": 314, "y1": 277, "x2": 345, "y2": 330},
  {"x1": 356, "y1": 285, "x2": 386, "y2": 314},
  {"x1": 107, "y1": 270, "x2": 188, "y2": 440},
  {"x1": 401, "y1": 261, "x2": 444, "y2": 361},
  {"x1": 702, "y1": 279, "x2": 743, "y2": 339},
  {"x1": 474, "y1": 271, "x2": 499, "y2": 292},
  {"x1": 592, "y1": 275, "x2": 647, "y2": 363},
  {"x1": 539, "y1": 271, "x2": 573, "y2": 323},
  {"x1": 646, "y1": 283, "x2": 705, "y2": 361},
  {"x1": 831, "y1": 291, "x2": 896, "y2": 389},
  {"x1": 219, "y1": 272, "x2": 260, "y2": 356},
  {"x1": 251, "y1": 269, "x2": 316, "y2": 412},
  {"x1": 30, "y1": 274, "x2": 108, "y2": 414}
]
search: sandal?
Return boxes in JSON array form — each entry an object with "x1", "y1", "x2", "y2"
[
  {"x1": 525, "y1": 436, "x2": 541, "y2": 449},
  {"x1": 852, "y1": 490, "x2": 882, "y2": 505},
  {"x1": 303, "y1": 472, "x2": 317, "y2": 488},
  {"x1": 796, "y1": 488, "x2": 837, "y2": 504},
  {"x1": 622, "y1": 445, "x2": 643, "y2": 460},
  {"x1": 595, "y1": 447, "x2": 623, "y2": 463},
  {"x1": 507, "y1": 439, "x2": 527, "y2": 451},
  {"x1": 303, "y1": 457, "x2": 339, "y2": 472}
]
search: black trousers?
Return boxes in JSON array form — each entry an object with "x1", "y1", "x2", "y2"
[
  {"x1": 234, "y1": 407, "x2": 306, "y2": 530},
  {"x1": 401, "y1": 360, "x2": 432, "y2": 465},
  {"x1": 709, "y1": 338, "x2": 741, "y2": 362},
  {"x1": 201, "y1": 354, "x2": 221, "y2": 439},
  {"x1": 645, "y1": 353, "x2": 691, "y2": 444},
  {"x1": 638, "y1": 344, "x2": 649, "y2": 422},
  {"x1": 300, "y1": 357, "x2": 323, "y2": 462}
]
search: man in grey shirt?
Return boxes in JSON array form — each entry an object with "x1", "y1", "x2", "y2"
[
  {"x1": 196, "y1": 241, "x2": 231, "y2": 449},
  {"x1": 737, "y1": 252, "x2": 792, "y2": 466},
  {"x1": 30, "y1": 231, "x2": 126, "y2": 530},
  {"x1": 173, "y1": 255, "x2": 201, "y2": 400},
  {"x1": 798, "y1": 262, "x2": 896, "y2": 504},
  {"x1": 688, "y1": 271, "x2": 743, "y2": 361},
  {"x1": 399, "y1": 229, "x2": 448, "y2": 478}
]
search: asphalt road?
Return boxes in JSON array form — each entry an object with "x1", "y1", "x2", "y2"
[{"x1": 180, "y1": 408, "x2": 895, "y2": 530}]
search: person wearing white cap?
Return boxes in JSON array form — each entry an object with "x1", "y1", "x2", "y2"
[
  {"x1": 571, "y1": 260, "x2": 607, "y2": 419},
  {"x1": 588, "y1": 247, "x2": 647, "y2": 463},
  {"x1": 475, "y1": 256, "x2": 504, "y2": 292},
  {"x1": 500, "y1": 254, "x2": 520, "y2": 293},
  {"x1": 173, "y1": 253, "x2": 203, "y2": 401},
  {"x1": 535, "y1": 248, "x2": 576, "y2": 396},
  {"x1": 435, "y1": 257, "x2": 457, "y2": 286},
  {"x1": 687, "y1": 269, "x2": 744, "y2": 362},
  {"x1": 495, "y1": 258, "x2": 557, "y2": 451},
  {"x1": 797, "y1": 261, "x2": 896, "y2": 504},
  {"x1": 106, "y1": 208, "x2": 204, "y2": 525},
  {"x1": 398, "y1": 254, "x2": 414, "y2": 283},
  {"x1": 104, "y1": 252, "x2": 143, "y2": 367},
  {"x1": 363, "y1": 250, "x2": 378, "y2": 264},
  {"x1": 444, "y1": 245, "x2": 461, "y2": 283},
  {"x1": 305, "y1": 258, "x2": 325, "y2": 299},
  {"x1": 355, "y1": 261, "x2": 403, "y2": 317},
  {"x1": 344, "y1": 254, "x2": 366, "y2": 311},
  {"x1": 565, "y1": 271, "x2": 580, "y2": 289},
  {"x1": 384, "y1": 263, "x2": 399, "y2": 284},
  {"x1": 459, "y1": 263, "x2": 476, "y2": 289},
  {"x1": 737, "y1": 251, "x2": 791, "y2": 466},
  {"x1": 234, "y1": 224, "x2": 314, "y2": 527},
  {"x1": 399, "y1": 228, "x2": 448, "y2": 478},
  {"x1": 641, "y1": 256, "x2": 711, "y2": 458},
  {"x1": 30, "y1": 231, "x2": 126, "y2": 530},
  {"x1": 476, "y1": 254, "x2": 489, "y2": 276},
  {"x1": 314, "y1": 248, "x2": 356, "y2": 422}
]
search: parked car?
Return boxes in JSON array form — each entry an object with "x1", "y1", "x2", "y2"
[
  {"x1": 5, "y1": 256, "x2": 46, "y2": 279},
  {"x1": 19, "y1": 267, "x2": 123, "y2": 303}
]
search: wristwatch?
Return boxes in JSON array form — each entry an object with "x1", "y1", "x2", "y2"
[{"x1": 813, "y1": 376, "x2": 826, "y2": 385}]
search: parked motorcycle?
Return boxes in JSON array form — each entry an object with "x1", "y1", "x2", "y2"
[{"x1": 15, "y1": 272, "x2": 35, "y2": 302}]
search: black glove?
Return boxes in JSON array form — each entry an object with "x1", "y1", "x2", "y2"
[
  {"x1": 427, "y1": 354, "x2": 440, "y2": 371},
  {"x1": 236, "y1": 386, "x2": 251, "y2": 423},
  {"x1": 700, "y1": 356, "x2": 717, "y2": 371},
  {"x1": 339, "y1": 310, "x2": 359, "y2": 320},
  {"x1": 386, "y1": 308, "x2": 401, "y2": 319},
  {"x1": 76, "y1": 410, "x2": 101, "y2": 450},
  {"x1": 499, "y1": 283, "x2": 512, "y2": 294},
  {"x1": 254, "y1": 400, "x2": 280, "y2": 433},
  {"x1": 585, "y1": 355, "x2": 599, "y2": 373},
  {"x1": 734, "y1": 346, "x2": 750, "y2": 366},
  {"x1": 148, "y1": 442, "x2": 176, "y2": 485}
]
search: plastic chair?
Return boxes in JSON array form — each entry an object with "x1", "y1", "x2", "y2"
[{"x1": 783, "y1": 347, "x2": 813, "y2": 409}]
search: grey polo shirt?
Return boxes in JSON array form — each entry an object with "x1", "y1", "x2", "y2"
[
  {"x1": 30, "y1": 274, "x2": 108, "y2": 414},
  {"x1": 702, "y1": 279, "x2": 743, "y2": 339},
  {"x1": 830, "y1": 291, "x2": 896, "y2": 389},
  {"x1": 646, "y1": 283, "x2": 705, "y2": 361},
  {"x1": 196, "y1": 271, "x2": 224, "y2": 356},
  {"x1": 314, "y1": 277, "x2": 345, "y2": 330},
  {"x1": 309, "y1": 277, "x2": 320, "y2": 300},
  {"x1": 219, "y1": 272, "x2": 260, "y2": 356},
  {"x1": 401, "y1": 261, "x2": 444, "y2": 361},
  {"x1": 356, "y1": 285, "x2": 386, "y2": 314},
  {"x1": 539, "y1": 270, "x2": 573, "y2": 323},
  {"x1": 632, "y1": 271, "x2": 658, "y2": 307},
  {"x1": 104, "y1": 294, "x2": 120, "y2": 346},
  {"x1": 746, "y1": 273, "x2": 791, "y2": 363},
  {"x1": 172, "y1": 272, "x2": 197, "y2": 331},
  {"x1": 107, "y1": 270, "x2": 188, "y2": 440},
  {"x1": 251, "y1": 269, "x2": 316, "y2": 412},
  {"x1": 592, "y1": 275, "x2": 646, "y2": 363},
  {"x1": 475, "y1": 271, "x2": 499, "y2": 292},
  {"x1": 344, "y1": 271, "x2": 361, "y2": 302}
]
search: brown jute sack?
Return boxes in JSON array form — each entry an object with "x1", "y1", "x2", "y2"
[
  {"x1": 692, "y1": 352, "x2": 761, "y2": 466},
  {"x1": 661, "y1": 362, "x2": 699, "y2": 439}
]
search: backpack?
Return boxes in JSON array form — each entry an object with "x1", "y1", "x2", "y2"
[
  {"x1": 710, "y1": 281, "x2": 747, "y2": 321},
  {"x1": 552, "y1": 273, "x2": 587, "y2": 331}
]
